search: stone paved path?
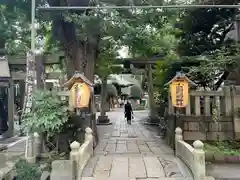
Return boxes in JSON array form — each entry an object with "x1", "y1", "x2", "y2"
[
  {"x1": 206, "y1": 163, "x2": 240, "y2": 180},
  {"x1": 81, "y1": 109, "x2": 192, "y2": 180}
]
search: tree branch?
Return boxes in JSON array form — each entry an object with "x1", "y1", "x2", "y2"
[{"x1": 214, "y1": 71, "x2": 229, "y2": 90}]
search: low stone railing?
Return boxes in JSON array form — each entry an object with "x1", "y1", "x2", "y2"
[
  {"x1": 175, "y1": 127, "x2": 206, "y2": 180},
  {"x1": 70, "y1": 127, "x2": 94, "y2": 180}
]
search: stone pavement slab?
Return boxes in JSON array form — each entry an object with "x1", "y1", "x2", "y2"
[
  {"x1": 82, "y1": 110, "x2": 192, "y2": 180},
  {"x1": 129, "y1": 155, "x2": 146, "y2": 178},
  {"x1": 143, "y1": 156, "x2": 165, "y2": 178},
  {"x1": 51, "y1": 160, "x2": 73, "y2": 180},
  {"x1": 110, "y1": 156, "x2": 128, "y2": 178}
]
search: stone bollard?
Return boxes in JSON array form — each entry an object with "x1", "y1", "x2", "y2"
[
  {"x1": 193, "y1": 140, "x2": 205, "y2": 180},
  {"x1": 25, "y1": 134, "x2": 36, "y2": 163},
  {"x1": 85, "y1": 127, "x2": 93, "y2": 156},
  {"x1": 175, "y1": 127, "x2": 183, "y2": 156},
  {"x1": 70, "y1": 141, "x2": 80, "y2": 180},
  {"x1": 34, "y1": 132, "x2": 41, "y2": 158}
]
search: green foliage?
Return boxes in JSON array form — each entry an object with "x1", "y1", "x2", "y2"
[
  {"x1": 130, "y1": 85, "x2": 143, "y2": 99},
  {"x1": 177, "y1": 1, "x2": 236, "y2": 56},
  {"x1": 21, "y1": 90, "x2": 70, "y2": 137},
  {"x1": 0, "y1": 1, "x2": 46, "y2": 55},
  {"x1": 204, "y1": 142, "x2": 240, "y2": 156},
  {"x1": 187, "y1": 45, "x2": 240, "y2": 88},
  {"x1": 174, "y1": 1, "x2": 240, "y2": 88},
  {"x1": 106, "y1": 84, "x2": 118, "y2": 97},
  {"x1": 122, "y1": 14, "x2": 180, "y2": 57},
  {"x1": 95, "y1": 38, "x2": 122, "y2": 79},
  {"x1": 0, "y1": 4, "x2": 29, "y2": 54},
  {"x1": 15, "y1": 159, "x2": 42, "y2": 180}
]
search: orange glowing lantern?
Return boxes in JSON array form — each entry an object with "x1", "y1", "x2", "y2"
[
  {"x1": 165, "y1": 72, "x2": 196, "y2": 108},
  {"x1": 62, "y1": 71, "x2": 93, "y2": 109}
]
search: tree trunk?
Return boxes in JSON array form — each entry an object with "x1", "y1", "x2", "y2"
[
  {"x1": 65, "y1": 46, "x2": 86, "y2": 78},
  {"x1": 146, "y1": 64, "x2": 157, "y2": 122},
  {"x1": 64, "y1": 39, "x2": 99, "y2": 145}
]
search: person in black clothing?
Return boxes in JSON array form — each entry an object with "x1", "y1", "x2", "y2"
[{"x1": 124, "y1": 101, "x2": 133, "y2": 124}]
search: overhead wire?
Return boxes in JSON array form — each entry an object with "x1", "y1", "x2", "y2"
[{"x1": 38, "y1": 4, "x2": 240, "y2": 11}]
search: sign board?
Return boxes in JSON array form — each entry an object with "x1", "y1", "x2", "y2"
[{"x1": 170, "y1": 79, "x2": 189, "y2": 108}]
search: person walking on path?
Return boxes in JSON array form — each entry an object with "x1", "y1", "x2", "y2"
[{"x1": 124, "y1": 100, "x2": 133, "y2": 124}]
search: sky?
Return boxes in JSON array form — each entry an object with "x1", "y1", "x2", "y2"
[{"x1": 118, "y1": 46, "x2": 130, "y2": 58}]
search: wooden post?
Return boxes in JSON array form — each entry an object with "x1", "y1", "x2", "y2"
[
  {"x1": 3, "y1": 79, "x2": 14, "y2": 138},
  {"x1": 22, "y1": 52, "x2": 36, "y2": 163},
  {"x1": 19, "y1": 80, "x2": 25, "y2": 110},
  {"x1": 186, "y1": 94, "x2": 191, "y2": 115},
  {"x1": 168, "y1": 91, "x2": 173, "y2": 115},
  {"x1": 21, "y1": 52, "x2": 35, "y2": 119}
]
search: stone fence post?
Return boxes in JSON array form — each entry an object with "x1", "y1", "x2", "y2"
[
  {"x1": 34, "y1": 132, "x2": 41, "y2": 158},
  {"x1": 25, "y1": 134, "x2": 36, "y2": 163},
  {"x1": 175, "y1": 127, "x2": 183, "y2": 156},
  {"x1": 85, "y1": 127, "x2": 93, "y2": 156},
  {"x1": 70, "y1": 141, "x2": 80, "y2": 180},
  {"x1": 193, "y1": 140, "x2": 205, "y2": 180}
]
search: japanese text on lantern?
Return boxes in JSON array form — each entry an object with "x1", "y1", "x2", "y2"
[{"x1": 170, "y1": 79, "x2": 189, "y2": 108}]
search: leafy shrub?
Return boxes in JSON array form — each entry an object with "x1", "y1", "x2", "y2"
[
  {"x1": 204, "y1": 142, "x2": 240, "y2": 156},
  {"x1": 15, "y1": 159, "x2": 42, "y2": 180},
  {"x1": 21, "y1": 90, "x2": 70, "y2": 137},
  {"x1": 130, "y1": 85, "x2": 143, "y2": 99},
  {"x1": 106, "y1": 84, "x2": 117, "y2": 97}
]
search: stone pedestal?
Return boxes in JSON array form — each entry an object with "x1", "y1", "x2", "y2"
[
  {"x1": 25, "y1": 156, "x2": 36, "y2": 164},
  {"x1": 25, "y1": 135, "x2": 36, "y2": 164},
  {"x1": 97, "y1": 115, "x2": 112, "y2": 125}
]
